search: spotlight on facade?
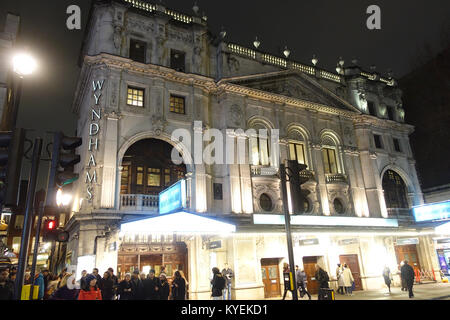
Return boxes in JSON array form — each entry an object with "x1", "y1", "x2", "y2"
[
  {"x1": 311, "y1": 54, "x2": 318, "y2": 66},
  {"x1": 13, "y1": 53, "x2": 37, "y2": 77},
  {"x1": 283, "y1": 46, "x2": 290, "y2": 58},
  {"x1": 253, "y1": 36, "x2": 260, "y2": 49}
]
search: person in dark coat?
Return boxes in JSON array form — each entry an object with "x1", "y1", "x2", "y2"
[
  {"x1": 143, "y1": 270, "x2": 161, "y2": 300},
  {"x1": 130, "y1": 270, "x2": 144, "y2": 300},
  {"x1": 118, "y1": 273, "x2": 133, "y2": 300},
  {"x1": 80, "y1": 270, "x2": 88, "y2": 290},
  {"x1": 282, "y1": 263, "x2": 294, "y2": 300},
  {"x1": 159, "y1": 273, "x2": 170, "y2": 300},
  {"x1": 297, "y1": 269, "x2": 311, "y2": 300},
  {"x1": 171, "y1": 271, "x2": 186, "y2": 300},
  {"x1": 98, "y1": 271, "x2": 115, "y2": 300},
  {"x1": 314, "y1": 264, "x2": 330, "y2": 300},
  {"x1": 92, "y1": 268, "x2": 102, "y2": 283},
  {"x1": 107, "y1": 267, "x2": 118, "y2": 298},
  {"x1": 0, "y1": 270, "x2": 14, "y2": 300},
  {"x1": 401, "y1": 260, "x2": 416, "y2": 298},
  {"x1": 211, "y1": 267, "x2": 226, "y2": 300}
]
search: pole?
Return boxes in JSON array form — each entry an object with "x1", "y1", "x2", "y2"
[
  {"x1": 280, "y1": 163, "x2": 298, "y2": 300},
  {"x1": 10, "y1": 76, "x2": 23, "y2": 131},
  {"x1": 14, "y1": 137, "x2": 42, "y2": 300},
  {"x1": 28, "y1": 201, "x2": 45, "y2": 300}
]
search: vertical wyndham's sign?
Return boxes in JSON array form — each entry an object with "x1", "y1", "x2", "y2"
[
  {"x1": 159, "y1": 179, "x2": 186, "y2": 215},
  {"x1": 85, "y1": 79, "x2": 104, "y2": 201}
]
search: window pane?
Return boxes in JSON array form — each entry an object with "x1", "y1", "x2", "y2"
[
  {"x1": 322, "y1": 149, "x2": 330, "y2": 174},
  {"x1": 289, "y1": 144, "x2": 296, "y2": 161},
  {"x1": 259, "y1": 138, "x2": 269, "y2": 166},
  {"x1": 328, "y1": 149, "x2": 337, "y2": 174},
  {"x1": 170, "y1": 96, "x2": 185, "y2": 114},
  {"x1": 250, "y1": 136, "x2": 259, "y2": 165},
  {"x1": 147, "y1": 168, "x2": 161, "y2": 187},
  {"x1": 127, "y1": 87, "x2": 144, "y2": 107},
  {"x1": 136, "y1": 167, "x2": 144, "y2": 185},
  {"x1": 296, "y1": 144, "x2": 305, "y2": 164}
]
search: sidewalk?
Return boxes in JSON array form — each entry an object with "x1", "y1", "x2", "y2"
[{"x1": 276, "y1": 282, "x2": 450, "y2": 300}]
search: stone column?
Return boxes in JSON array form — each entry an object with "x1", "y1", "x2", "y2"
[
  {"x1": 238, "y1": 134, "x2": 253, "y2": 214},
  {"x1": 311, "y1": 142, "x2": 330, "y2": 215}
]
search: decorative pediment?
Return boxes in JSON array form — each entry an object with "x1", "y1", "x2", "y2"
[{"x1": 227, "y1": 71, "x2": 359, "y2": 113}]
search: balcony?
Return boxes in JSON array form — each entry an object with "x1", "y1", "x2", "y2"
[
  {"x1": 120, "y1": 194, "x2": 159, "y2": 212},
  {"x1": 325, "y1": 173, "x2": 347, "y2": 184},
  {"x1": 251, "y1": 165, "x2": 278, "y2": 176}
]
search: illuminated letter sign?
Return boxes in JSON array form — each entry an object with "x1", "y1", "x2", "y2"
[
  {"x1": 413, "y1": 201, "x2": 450, "y2": 222},
  {"x1": 159, "y1": 179, "x2": 186, "y2": 215}
]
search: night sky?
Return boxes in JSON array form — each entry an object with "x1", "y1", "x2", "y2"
[{"x1": 1, "y1": 0, "x2": 449, "y2": 187}]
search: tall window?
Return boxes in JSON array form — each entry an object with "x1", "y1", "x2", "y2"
[
  {"x1": 127, "y1": 87, "x2": 144, "y2": 107},
  {"x1": 373, "y1": 134, "x2": 383, "y2": 149},
  {"x1": 170, "y1": 95, "x2": 185, "y2": 114},
  {"x1": 136, "y1": 167, "x2": 144, "y2": 185},
  {"x1": 386, "y1": 106, "x2": 395, "y2": 121},
  {"x1": 129, "y1": 39, "x2": 146, "y2": 63},
  {"x1": 250, "y1": 134, "x2": 270, "y2": 166},
  {"x1": 382, "y1": 170, "x2": 408, "y2": 208},
  {"x1": 322, "y1": 148, "x2": 338, "y2": 174},
  {"x1": 393, "y1": 138, "x2": 402, "y2": 152},
  {"x1": 289, "y1": 143, "x2": 306, "y2": 165},
  {"x1": 170, "y1": 50, "x2": 186, "y2": 72},
  {"x1": 367, "y1": 101, "x2": 376, "y2": 116}
]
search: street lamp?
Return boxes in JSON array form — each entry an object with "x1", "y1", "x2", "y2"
[
  {"x1": 10, "y1": 52, "x2": 37, "y2": 131},
  {"x1": 56, "y1": 188, "x2": 72, "y2": 207}
]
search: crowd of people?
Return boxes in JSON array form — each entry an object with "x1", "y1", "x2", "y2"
[{"x1": 0, "y1": 260, "x2": 419, "y2": 300}]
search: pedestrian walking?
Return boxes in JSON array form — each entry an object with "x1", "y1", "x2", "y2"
[
  {"x1": 211, "y1": 267, "x2": 226, "y2": 300},
  {"x1": 130, "y1": 270, "x2": 144, "y2": 300},
  {"x1": 0, "y1": 270, "x2": 14, "y2": 300},
  {"x1": 46, "y1": 274, "x2": 59, "y2": 297},
  {"x1": 159, "y1": 273, "x2": 170, "y2": 300},
  {"x1": 382, "y1": 265, "x2": 393, "y2": 293},
  {"x1": 336, "y1": 264, "x2": 345, "y2": 294},
  {"x1": 171, "y1": 270, "x2": 186, "y2": 300},
  {"x1": 342, "y1": 264, "x2": 354, "y2": 296},
  {"x1": 221, "y1": 263, "x2": 233, "y2": 300},
  {"x1": 143, "y1": 270, "x2": 161, "y2": 300},
  {"x1": 399, "y1": 262, "x2": 407, "y2": 291},
  {"x1": 98, "y1": 271, "x2": 115, "y2": 300},
  {"x1": 282, "y1": 263, "x2": 294, "y2": 300},
  {"x1": 297, "y1": 268, "x2": 311, "y2": 300},
  {"x1": 118, "y1": 273, "x2": 133, "y2": 300},
  {"x1": 314, "y1": 264, "x2": 330, "y2": 300},
  {"x1": 49, "y1": 273, "x2": 78, "y2": 300},
  {"x1": 401, "y1": 260, "x2": 415, "y2": 298},
  {"x1": 78, "y1": 274, "x2": 102, "y2": 300}
]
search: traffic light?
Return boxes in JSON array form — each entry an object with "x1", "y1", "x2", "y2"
[
  {"x1": 42, "y1": 218, "x2": 58, "y2": 242},
  {"x1": 287, "y1": 160, "x2": 309, "y2": 214},
  {"x1": 0, "y1": 128, "x2": 25, "y2": 207},
  {"x1": 46, "y1": 132, "x2": 82, "y2": 207}
]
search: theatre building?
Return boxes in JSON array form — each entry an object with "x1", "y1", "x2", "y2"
[{"x1": 64, "y1": 0, "x2": 443, "y2": 299}]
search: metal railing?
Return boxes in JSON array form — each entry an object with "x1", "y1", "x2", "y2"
[
  {"x1": 325, "y1": 173, "x2": 347, "y2": 184},
  {"x1": 120, "y1": 194, "x2": 159, "y2": 212}
]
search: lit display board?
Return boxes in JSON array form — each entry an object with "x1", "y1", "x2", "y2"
[
  {"x1": 159, "y1": 179, "x2": 186, "y2": 215},
  {"x1": 253, "y1": 214, "x2": 399, "y2": 227},
  {"x1": 412, "y1": 201, "x2": 450, "y2": 222}
]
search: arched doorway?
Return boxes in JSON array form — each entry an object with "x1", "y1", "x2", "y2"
[
  {"x1": 382, "y1": 169, "x2": 409, "y2": 210},
  {"x1": 120, "y1": 139, "x2": 187, "y2": 195}
]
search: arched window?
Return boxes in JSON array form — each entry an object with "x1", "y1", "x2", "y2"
[
  {"x1": 249, "y1": 123, "x2": 271, "y2": 166},
  {"x1": 321, "y1": 135, "x2": 340, "y2": 174},
  {"x1": 382, "y1": 170, "x2": 408, "y2": 208},
  {"x1": 288, "y1": 129, "x2": 310, "y2": 168}
]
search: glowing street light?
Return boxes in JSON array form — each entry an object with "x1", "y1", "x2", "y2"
[
  {"x1": 12, "y1": 53, "x2": 37, "y2": 77},
  {"x1": 56, "y1": 188, "x2": 72, "y2": 207}
]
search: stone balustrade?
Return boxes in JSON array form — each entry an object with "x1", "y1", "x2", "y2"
[
  {"x1": 325, "y1": 173, "x2": 347, "y2": 184},
  {"x1": 120, "y1": 194, "x2": 159, "y2": 212}
]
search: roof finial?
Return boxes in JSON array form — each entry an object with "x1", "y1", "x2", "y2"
[
  {"x1": 311, "y1": 54, "x2": 318, "y2": 66},
  {"x1": 219, "y1": 26, "x2": 227, "y2": 39},
  {"x1": 253, "y1": 36, "x2": 260, "y2": 49},
  {"x1": 283, "y1": 46, "x2": 290, "y2": 58},
  {"x1": 192, "y1": 1, "x2": 199, "y2": 15}
]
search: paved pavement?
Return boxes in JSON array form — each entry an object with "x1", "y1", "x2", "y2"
[{"x1": 277, "y1": 282, "x2": 450, "y2": 300}]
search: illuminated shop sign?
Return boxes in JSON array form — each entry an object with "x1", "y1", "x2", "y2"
[
  {"x1": 253, "y1": 214, "x2": 399, "y2": 228},
  {"x1": 413, "y1": 201, "x2": 450, "y2": 222},
  {"x1": 159, "y1": 179, "x2": 186, "y2": 215}
]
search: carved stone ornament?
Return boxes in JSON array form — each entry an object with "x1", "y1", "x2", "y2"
[
  {"x1": 127, "y1": 18, "x2": 154, "y2": 34},
  {"x1": 228, "y1": 104, "x2": 243, "y2": 127},
  {"x1": 151, "y1": 113, "x2": 168, "y2": 133},
  {"x1": 113, "y1": 26, "x2": 122, "y2": 49}
]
